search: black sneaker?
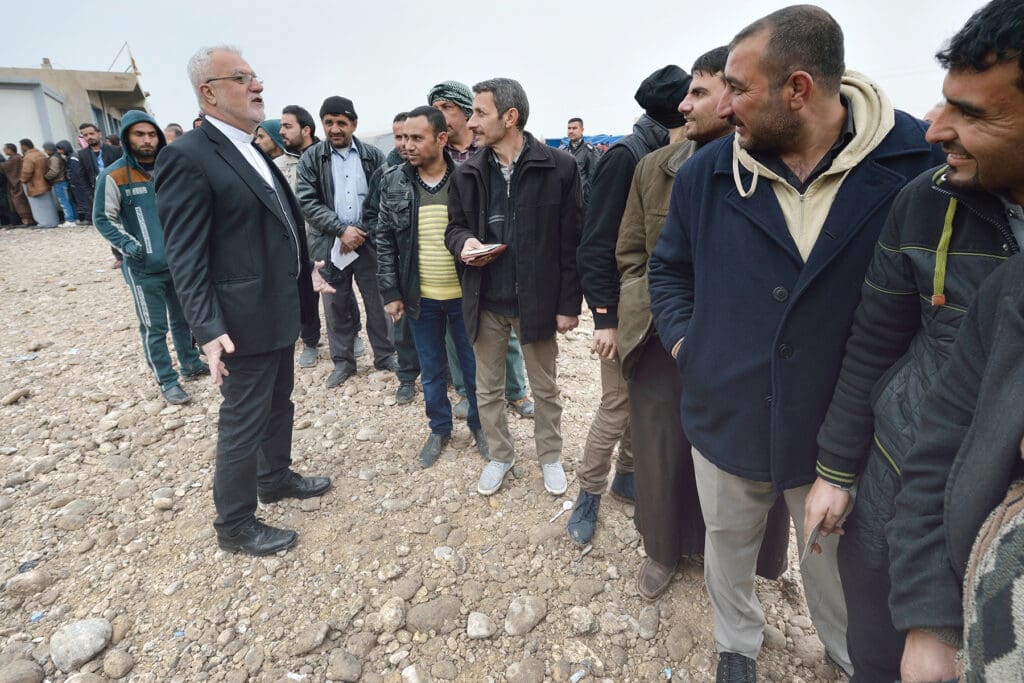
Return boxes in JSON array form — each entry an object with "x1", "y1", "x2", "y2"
[
  {"x1": 418, "y1": 433, "x2": 450, "y2": 468},
  {"x1": 395, "y1": 382, "x2": 415, "y2": 404},
  {"x1": 716, "y1": 652, "x2": 756, "y2": 683},
  {"x1": 162, "y1": 385, "x2": 190, "y2": 405},
  {"x1": 567, "y1": 490, "x2": 601, "y2": 545},
  {"x1": 181, "y1": 363, "x2": 210, "y2": 382},
  {"x1": 326, "y1": 366, "x2": 356, "y2": 388}
]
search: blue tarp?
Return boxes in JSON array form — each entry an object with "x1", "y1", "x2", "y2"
[{"x1": 545, "y1": 134, "x2": 625, "y2": 148}]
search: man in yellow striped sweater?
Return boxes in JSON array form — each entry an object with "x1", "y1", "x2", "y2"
[{"x1": 376, "y1": 106, "x2": 488, "y2": 467}]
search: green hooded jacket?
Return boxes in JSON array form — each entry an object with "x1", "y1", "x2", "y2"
[{"x1": 93, "y1": 110, "x2": 169, "y2": 273}]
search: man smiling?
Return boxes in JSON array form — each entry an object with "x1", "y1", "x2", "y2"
[{"x1": 648, "y1": 5, "x2": 944, "y2": 680}]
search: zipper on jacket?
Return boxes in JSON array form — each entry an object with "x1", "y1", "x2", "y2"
[
  {"x1": 934, "y1": 184, "x2": 1020, "y2": 255},
  {"x1": 873, "y1": 434, "x2": 901, "y2": 475}
]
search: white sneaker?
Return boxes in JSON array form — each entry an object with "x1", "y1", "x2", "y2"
[
  {"x1": 477, "y1": 459, "x2": 514, "y2": 496},
  {"x1": 59, "y1": 221, "x2": 76, "y2": 228},
  {"x1": 542, "y1": 461, "x2": 567, "y2": 495}
]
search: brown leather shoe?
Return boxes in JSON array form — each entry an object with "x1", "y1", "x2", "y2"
[{"x1": 637, "y1": 557, "x2": 676, "y2": 600}]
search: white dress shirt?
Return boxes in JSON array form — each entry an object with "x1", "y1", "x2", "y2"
[{"x1": 206, "y1": 115, "x2": 275, "y2": 187}]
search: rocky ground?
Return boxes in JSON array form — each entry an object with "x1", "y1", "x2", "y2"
[{"x1": 0, "y1": 226, "x2": 848, "y2": 682}]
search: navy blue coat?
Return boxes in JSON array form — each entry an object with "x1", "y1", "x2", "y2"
[{"x1": 648, "y1": 112, "x2": 944, "y2": 490}]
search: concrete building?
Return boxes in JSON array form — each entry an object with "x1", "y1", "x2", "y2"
[{"x1": 0, "y1": 58, "x2": 149, "y2": 147}]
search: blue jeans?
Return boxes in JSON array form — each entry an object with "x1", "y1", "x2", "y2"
[
  {"x1": 408, "y1": 298, "x2": 480, "y2": 434},
  {"x1": 51, "y1": 181, "x2": 76, "y2": 222}
]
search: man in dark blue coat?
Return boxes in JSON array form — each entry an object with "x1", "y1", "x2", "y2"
[{"x1": 648, "y1": 6, "x2": 944, "y2": 681}]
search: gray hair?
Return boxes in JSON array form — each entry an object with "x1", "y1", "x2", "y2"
[
  {"x1": 472, "y1": 78, "x2": 529, "y2": 130},
  {"x1": 187, "y1": 45, "x2": 242, "y2": 104}
]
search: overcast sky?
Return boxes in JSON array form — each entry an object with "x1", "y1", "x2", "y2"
[{"x1": 5, "y1": 0, "x2": 986, "y2": 140}]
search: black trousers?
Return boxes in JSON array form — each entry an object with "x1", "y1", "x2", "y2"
[
  {"x1": 300, "y1": 289, "x2": 361, "y2": 348},
  {"x1": 323, "y1": 242, "x2": 394, "y2": 371},
  {"x1": 629, "y1": 335, "x2": 790, "y2": 578},
  {"x1": 838, "y1": 446, "x2": 904, "y2": 682},
  {"x1": 394, "y1": 314, "x2": 421, "y2": 384},
  {"x1": 214, "y1": 345, "x2": 295, "y2": 534}
]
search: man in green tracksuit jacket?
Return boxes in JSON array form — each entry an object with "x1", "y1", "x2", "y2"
[{"x1": 93, "y1": 110, "x2": 207, "y2": 404}]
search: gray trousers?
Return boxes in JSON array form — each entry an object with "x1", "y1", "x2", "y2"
[
  {"x1": 323, "y1": 242, "x2": 394, "y2": 371},
  {"x1": 692, "y1": 448, "x2": 852, "y2": 674}
]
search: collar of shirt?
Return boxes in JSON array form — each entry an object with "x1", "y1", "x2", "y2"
[
  {"x1": 207, "y1": 115, "x2": 275, "y2": 186},
  {"x1": 330, "y1": 141, "x2": 360, "y2": 162}
]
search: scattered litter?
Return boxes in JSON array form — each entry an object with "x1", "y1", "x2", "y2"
[
  {"x1": 549, "y1": 499, "x2": 573, "y2": 522},
  {"x1": 65, "y1": 348, "x2": 81, "y2": 355},
  {"x1": 286, "y1": 673, "x2": 305, "y2": 681},
  {"x1": 17, "y1": 561, "x2": 37, "y2": 573},
  {"x1": 570, "y1": 669, "x2": 587, "y2": 683},
  {"x1": 29, "y1": 611, "x2": 44, "y2": 623},
  {"x1": 663, "y1": 667, "x2": 673, "y2": 680},
  {"x1": 173, "y1": 630, "x2": 185, "y2": 637},
  {"x1": 480, "y1": 545, "x2": 493, "y2": 556},
  {"x1": 7, "y1": 354, "x2": 38, "y2": 363}
]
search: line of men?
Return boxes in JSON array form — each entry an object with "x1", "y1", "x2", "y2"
[{"x1": 90, "y1": 0, "x2": 1024, "y2": 678}]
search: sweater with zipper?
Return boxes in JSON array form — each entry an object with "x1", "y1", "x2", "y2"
[
  {"x1": 816, "y1": 167, "x2": 1020, "y2": 487},
  {"x1": 93, "y1": 110, "x2": 169, "y2": 274}
]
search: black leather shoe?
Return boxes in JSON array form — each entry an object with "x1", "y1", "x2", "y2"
[
  {"x1": 258, "y1": 471, "x2": 332, "y2": 504},
  {"x1": 217, "y1": 519, "x2": 298, "y2": 556},
  {"x1": 326, "y1": 366, "x2": 355, "y2": 388},
  {"x1": 395, "y1": 382, "x2": 415, "y2": 404},
  {"x1": 376, "y1": 355, "x2": 399, "y2": 373},
  {"x1": 716, "y1": 652, "x2": 756, "y2": 683},
  {"x1": 418, "y1": 433, "x2": 450, "y2": 468}
]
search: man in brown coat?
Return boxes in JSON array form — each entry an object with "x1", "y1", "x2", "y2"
[
  {"x1": 616, "y1": 46, "x2": 790, "y2": 599},
  {"x1": 1, "y1": 144, "x2": 33, "y2": 225},
  {"x1": 19, "y1": 139, "x2": 59, "y2": 227}
]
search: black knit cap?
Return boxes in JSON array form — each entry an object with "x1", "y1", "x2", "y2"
[
  {"x1": 634, "y1": 65, "x2": 691, "y2": 129},
  {"x1": 320, "y1": 96, "x2": 357, "y2": 121}
]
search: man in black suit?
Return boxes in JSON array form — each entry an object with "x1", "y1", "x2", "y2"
[
  {"x1": 76, "y1": 122, "x2": 122, "y2": 219},
  {"x1": 155, "y1": 45, "x2": 331, "y2": 556}
]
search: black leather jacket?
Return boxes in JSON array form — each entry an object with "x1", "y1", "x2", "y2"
[
  {"x1": 375, "y1": 154, "x2": 456, "y2": 320},
  {"x1": 295, "y1": 137, "x2": 385, "y2": 279}
]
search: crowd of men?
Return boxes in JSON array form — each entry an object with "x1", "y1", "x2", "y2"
[{"x1": 24, "y1": 0, "x2": 1024, "y2": 679}]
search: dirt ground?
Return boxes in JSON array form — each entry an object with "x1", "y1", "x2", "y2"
[{"x1": 0, "y1": 226, "x2": 848, "y2": 682}]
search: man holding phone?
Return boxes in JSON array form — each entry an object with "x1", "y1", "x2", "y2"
[{"x1": 445, "y1": 77, "x2": 583, "y2": 497}]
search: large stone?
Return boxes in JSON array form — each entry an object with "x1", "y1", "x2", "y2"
[
  {"x1": 326, "y1": 649, "x2": 362, "y2": 682},
  {"x1": 49, "y1": 618, "x2": 113, "y2": 672},
  {"x1": 379, "y1": 597, "x2": 407, "y2": 633},
  {"x1": 569, "y1": 578, "x2": 604, "y2": 603},
  {"x1": 504, "y1": 595, "x2": 547, "y2": 636},
  {"x1": 64, "y1": 675, "x2": 107, "y2": 683},
  {"x1": 666, "y1": 621, "x2": 695, "y2": 662},
  {"x1": 4, "y1": 569, "x2": 51, "y2": 595},
  {"x1": 0, "y1": 659, "x2": 44, "y2": 683},
  {"x1": 466, "y1": 612, "x2": 495, "y2": 639},
  {"x1": 102, "y1": 649, "x2": 134, "y2": 678},
  {"x1": 639, "y1": 605, "x2": 660, "y2": 640},
  {"x1": 763, "y1": 624, "x2": 787, "y2": 650},
  {"x1": 289, "y1": 621, "x2": 329, "y2": 655},
  {"x1": 569, "y1": 606, "x2": 597, "y2": 635},
  {"x1": 401, "y1": 663, "x2": 431, "y2": 683},
  {"x1": 406, "y1": 596, "x2": 461, "y2": 634},
  {"x1": 506, "y1": 657, "x2": 545, "y2": 683},
  {"x1": 793, "y1": 634, "x2": 826, "y2": 666}
]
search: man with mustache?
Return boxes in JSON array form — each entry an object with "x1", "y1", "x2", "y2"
[
  {"x1": 648, "y1": 5, "x2": 944, "y2": 680},
  {"x1": 93, "y1": 110, "x2": 209, "y2": 406},
  {"x1": 155, "y1": 46, "x2": 332, "y2": 556}
]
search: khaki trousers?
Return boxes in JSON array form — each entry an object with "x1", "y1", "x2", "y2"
[
  {"x1": 578, "y1": 355, "x2": 632, "y2": 494},
  {"x1": 474, "y1": 310, "x2": 562, "y2": 465},
  {"x1": 692, "y1": 448, "x2": 852, "y2": 674}
]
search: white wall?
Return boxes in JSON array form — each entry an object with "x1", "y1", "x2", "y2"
[
  {"x1": 0, "y1": 88, "x2": 43, "y2": 148},
  {"x1": 44, "y1": 93, "x2": 70, "y2": 144}
]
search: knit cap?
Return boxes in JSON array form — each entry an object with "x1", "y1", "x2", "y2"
[
  {"x1": 320, "y1": 96, "x2": 358, "y2": 121},
  {"x1": 635, "y1": 65, "x2": 692, "y2": 129},
  {"x1": 428, "y1": 81, "x2": 474, "y2": 118},
  {"x1": 258, "y1": 119, "x2": 286, "y2": 152}
]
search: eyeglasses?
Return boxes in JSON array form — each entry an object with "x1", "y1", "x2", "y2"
[{"x1": 205, "y1": 73, "x2": 262, "y2": 86}]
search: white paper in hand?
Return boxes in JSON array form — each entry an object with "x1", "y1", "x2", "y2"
[
  {"x1": 800, "y1": 518, "x2": 824, "y2": 566},
  {"x1": 330, "y1": 237, "x2": 359, "y2": 271}
]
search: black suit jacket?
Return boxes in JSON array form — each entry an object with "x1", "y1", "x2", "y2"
[
  {"x1": 78, "y1": 143, "x2": 123, "y2": 193},
  {"x1": 154, "y1": 120, "x2": 316, "y2": 357}
]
